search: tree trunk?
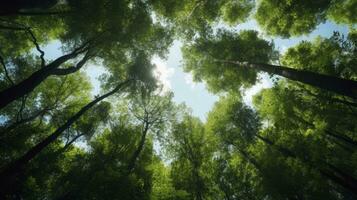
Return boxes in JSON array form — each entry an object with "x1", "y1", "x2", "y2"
[
  {"x1": 255, "y1": 134, "x2": 357, "y2": 196},
  {"x1": 219, "y1": 60, "x2": 357, "y2": 99},
  {"x1": 235, "y1": 148, "x2": 261, "y2": 170},
  {"x1": 0, "y1": 80, "x2": 131, "y2": 197},
  {"x1": 0, "y1": 0, "x2": 59, "y2": 16},
  {"x1": 0, "y1": 49, "x2": 88, "y2": 110},
  {"x1": 293, "y1": 87, "x2": 357, "y2": 108},
  {"x1": 126, "y1": 121, "x2": 150, "y2": 174},
  {"x1": 326, "y1": 130, "x2": 357, "y2": 148},
  {"x1": 294, "y1": 115, "x2": 357, "y2": 149}
]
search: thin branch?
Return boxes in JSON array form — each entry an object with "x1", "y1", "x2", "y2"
[
  {"x1": 62, "y1": 133, "x2": 85, "y2": 151},
  {"x1": 0, "y1": 54, "x2": 14, "y2": 85},
  {"x1": 25, "y1": 28, "x2": 45, "y2": 67},
  {"x1": 0, "y1": 106, "x2": 53, "y2": 136},
  {"x1": 186, "y1": 0, "x2": 206, "y2": 21},
  {"x1": 16, "y1": 95, "x2": 28, "y2": 122},
  {"x1": 0, "y1": 20, "x2": 46, "y2": 67}
]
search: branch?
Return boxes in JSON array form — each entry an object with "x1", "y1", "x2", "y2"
[
  {"x1": 129, "y1": 106, "x2": 145, "y2": 122},
  {"x1": 0, "y1": 106, "x2": 53, "y2": 136},
  {"x1": 50, "y1": 51, "x2": 92, "y2": 75},
  {"x1": 16, "y1": 95, "x2": 28, "y2": 122},
  {"x1": 0, "y1": 24, "x2": 26, "y2": 31},
  {"x1": 0, "y1": 20, "x2": 46, "y2": 67},
  {"x1": 16, "y1": 10, "x2": 72, "y2": 16},
  {"x1": 61, "y1": 132, "x2": 85, "y2": 151},
  {"x1": 45, "y1": 41, "x2": 93, "y2": 73},
  {"x1": 186, "y1": 0, "x2": 206, "y2": 21},
  {"x1": 25, "y1": 28, "x2": 45, "y2": 67},
  {"x1": 0, "y1": 54, "x2": 14, "y2": 85}
]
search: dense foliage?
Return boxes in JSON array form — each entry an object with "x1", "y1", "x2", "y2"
[{"x1": 0, "y1": 0, "x2": 356, "y2": 199}]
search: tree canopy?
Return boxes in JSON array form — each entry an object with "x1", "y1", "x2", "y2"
[{"x1": 0, "y1": 1, "x2": 356, "y2": 199}]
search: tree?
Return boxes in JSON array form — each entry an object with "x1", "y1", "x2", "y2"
[
  {"x1": 123, "y1": 86, "x2": 175, "y2": 175},
  {"x1": 150, "y1": 0, "x2": 254, "y2": 40},
  {"x1": 1, "y1": 1, "x2": 357, "y2": 199},
  {"x1": 255, "y1": 0, "x2": 357, "y2": 37},
  {"x1": 51, "y1": 123, "x2": 155, "y2": 200},
  {"x1": 182, "y1": 30, "x2": 357, "y2": 99},
  {"x1": 207, "y1": 94, "x2": 357, "y2": 198},
  {"x1": 0, "y1": 0, "x2": 173, "y2": 109},
  {"x1": 0, "y1": 54, "x2": 156, "y2": 197},
  {"x1": 0, "y1": 79, "x2": 130, "y2": 197},
  {"x1": 165, "y1": 113, "x2": 219, "y2": 200}
]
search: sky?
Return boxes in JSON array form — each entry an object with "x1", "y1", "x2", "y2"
[
  {"x1": 149, "y1": 19, "x2": 349, "y2": 121},
  {"x1": 43, "y1": 19, "x2": 349, "y2": 122}
]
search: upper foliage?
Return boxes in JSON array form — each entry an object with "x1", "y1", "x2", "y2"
[
  {"x1": 1, "y1": 0, "x2": 357, "y2": 199},
  {"x1": 182, "y1": 30, "x2": 276, "y2": 92},
  {"x1": 255, "y1": 0, "x2": 357, "y2": 37}
]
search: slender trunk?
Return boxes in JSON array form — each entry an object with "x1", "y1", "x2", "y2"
[
  {"x1": 0, "y1": 49, "x2": 88, "y2": 110},
  {"x1": 291, "y1": 87, "x2": 357, "y2": 118},
  {"x1": 230, "y1": 140, "x2": 261, "y2": 170},
  {"x1": 192, "y1": 163, "x2": 203, "y2": 200},
  {"x1": 293, "y1": 115, "x2": 357, "y2": 149},
  {"x1": 223, "y1": 190, "x2": 232, "y2": 200},
  {"x1": 326, "y1": 130, "x2": 357, "y2": 149},
  {"x1": 0, "y1": 11, "x2": 70, "y2": 16},
  {"x1": 218, "y1": 60, "x2": 357, "y2": 99},
  {"x1": 0, "y1": 80, "x2": 131, "y2": 197},
  {"x1": 126, "y1": 121, "x2": 149, "y2": 174},
  {"x1": 295, "y1": 87, "x2": 357, "y2": 108},
  {"x1": 235, "y1": 147, "x2": 261, "y2": 170},
  {"x1": 0, "y1": 0, "x2": 60, "y2": 16},
  {"x1": 256, "y1": 135, "x2": 295, "y2": 157},
  {"x1": 325, "y1": 163, "x2": 357, "y2": 195},
  {"x1": 333, "y1": 140, "x2": 354, "y2": 153},
  {"x1": 61, "y1": 133, "x2": 85, "y2": 152},
  {"x1": 255, "y1": 134, "x2": 357, "y2": 196}
]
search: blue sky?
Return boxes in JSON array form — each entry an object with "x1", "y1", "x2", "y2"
[
  {"x1": 150, "y1": 20, "x2": 349, "y2": 121},
  {"x1": 43, "y1": 19, "x2": 349, "y2": 122}
]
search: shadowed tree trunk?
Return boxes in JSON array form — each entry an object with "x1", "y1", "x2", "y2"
[
  {"x1": 126, "y1": 120, "x2": 150, "y2": 174},
  {"x1": 0, "y1": 0, "x2": 60, "y2": 16},
  {"x1": 0, "y1": 44, "x2": 91, "y2": 110},
  {"x1": 254, "y1": 134, "x2": 357, "y2": 196},
  {"x1": 217, "y1": 60, "x2": 357, "y2": 100},
  {"x1": 293, "y1": 115, "x2": 357, "y2": 149},
  {"x1": 292, "y1": 87, "x2": 357, "y2": 108},
  {"x1": 0, "y1": 79, "x2": 131, "y2": 197}
]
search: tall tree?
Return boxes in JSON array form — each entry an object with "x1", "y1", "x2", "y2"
[
  {"x1": 207, "y1": 94, "x2": 357, "y2": 198},
  {"x1": 182, "y1": 30, "x2": 357, "y2": 99},
  {"x1": 123, "y1": 86, "x2": 174, "y2": 175},
  {"x1": 165, "y1": 114, "x2": 219, "y2": 200},
  {"x1": 0, "y1": 0, "x2": 173, "y2": 109},
  {"x1": 150, "y1": 0, "x2": 254, "y2": 40},
  {"x1": 255, "y1": 0, "x2": 357, "y2": 37},
  {"x1": 0, "y1": 54, "x2": 156, "y2": 197},
  {"x1": 52, "y1": 123, "x2": 155, "y2": 200}
]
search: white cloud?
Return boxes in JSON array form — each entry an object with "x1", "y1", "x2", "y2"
[
  {"x1": 152, "y1": 58, "x2": 175, "y2": 92},
  {"x1": 184, "y1": 73, "x2": 197, "y2": 89}
]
